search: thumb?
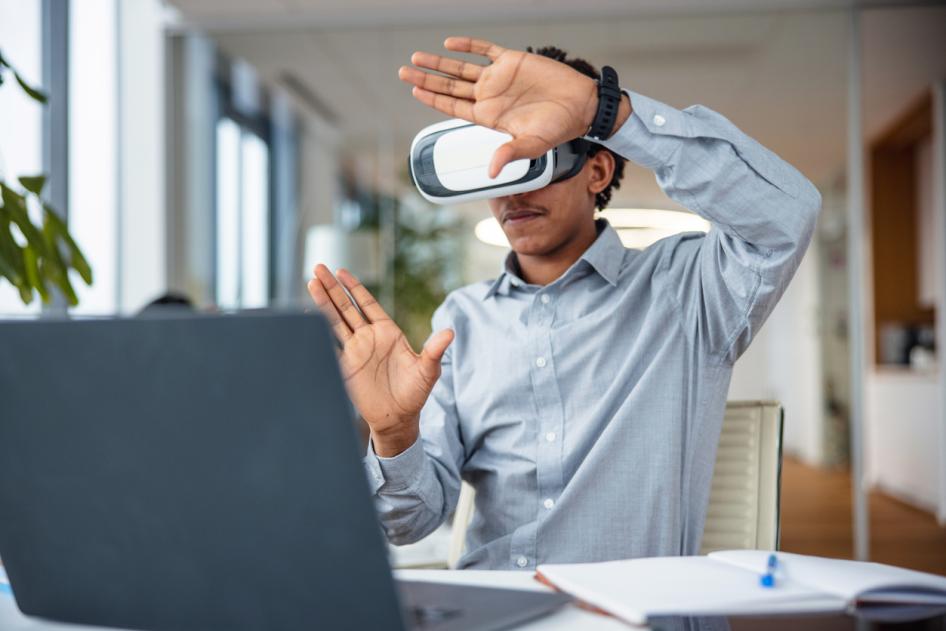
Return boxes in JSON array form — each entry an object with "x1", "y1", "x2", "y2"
[
  {"x1": 419, "y1": 328, "x2": 454, "y2": 377},
  {"x1": 489, "y1": 136, "x2": 550, "y2": 179}
]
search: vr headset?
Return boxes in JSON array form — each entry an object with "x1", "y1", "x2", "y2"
[{"x1": 409, "y1": 118, "x2": 592, "y2": 205}]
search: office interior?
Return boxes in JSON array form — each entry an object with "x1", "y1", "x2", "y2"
[{"x1": 0, "y1": 0, "x2": 944, "y2": 578}]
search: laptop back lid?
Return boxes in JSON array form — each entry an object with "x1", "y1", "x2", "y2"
[{"x1": 0, "y1": 312, "x2": 404, "y2": 631}]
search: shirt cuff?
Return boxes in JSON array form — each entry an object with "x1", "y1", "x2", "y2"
[
  {"x1": 363, "y1": 436, "x2": 426, "y2": 494},
  {"x1": 591, "y1": 90, "x2": 689, "y2": 171}
]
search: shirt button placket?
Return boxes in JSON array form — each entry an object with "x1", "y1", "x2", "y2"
[{"x1": 533, "y1": 298, "x2": 561, "y2": 536}]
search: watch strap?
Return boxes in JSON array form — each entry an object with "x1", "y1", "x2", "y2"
[{"x1": 587, "y1": 65, "x2": 622, "y2": 141}]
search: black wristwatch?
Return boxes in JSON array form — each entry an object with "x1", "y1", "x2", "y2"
[{"x1": 587, "y1": 65, "x2": 622, "y2": 141}]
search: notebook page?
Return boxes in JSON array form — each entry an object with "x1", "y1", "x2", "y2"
[
  {"x1": 536, "y1": 556, "x2": 843, "y2": 625},
  {"x1": 709, "y1": 550, "x2": 946, "y2": 604}
]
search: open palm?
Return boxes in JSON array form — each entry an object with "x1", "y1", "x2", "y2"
[
  {"x1": 398, "y1": 37, "x2": 599, "y2": 177},
  {"x1": 307, "y1": 265, "x2": 453, "y2": 454}
]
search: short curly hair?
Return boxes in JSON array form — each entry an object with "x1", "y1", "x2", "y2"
[{"x1": 526, "y1": 45, "x2": 627, "y2": 211}]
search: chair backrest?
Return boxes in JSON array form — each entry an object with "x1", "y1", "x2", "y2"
[
  {"x1": 699, "y1": 400, "x2": 783, "y2": 554},
  {"x1": 446, "y1": 400, "x2": 783, "y2": 568}
]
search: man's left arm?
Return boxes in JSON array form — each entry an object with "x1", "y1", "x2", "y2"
[
  {"x1": 398, "y1": 39, "x2": 822, "y2": 362},
  {"x1": 598, "y1": 91, "x2": 822, "y2": 363}
]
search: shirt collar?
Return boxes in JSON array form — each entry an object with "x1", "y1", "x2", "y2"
[
  {"x1": 579, "y1": 218, "x2": 624, "y2": 287},
  {"x1": 483, "y1": 218, "x2": 624, "y2": 300}
]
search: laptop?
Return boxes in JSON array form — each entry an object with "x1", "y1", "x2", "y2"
[{"x1": 0, "y1": 312, "x2": 568, "y2": 631}]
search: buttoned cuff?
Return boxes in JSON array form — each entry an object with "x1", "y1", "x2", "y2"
[
  {"x1": 590, "y1": 90, "x2": 689, "y2": 171},
  {"x1": 363, "y1": 436, "x2": 426, "y2": 495}
]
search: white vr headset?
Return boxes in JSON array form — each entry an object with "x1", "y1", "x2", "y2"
[{"x1": 409, "y1": 118, "x2": 593, "y2": 205}]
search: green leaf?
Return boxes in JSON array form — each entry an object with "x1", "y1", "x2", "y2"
[
  {"x1": 0, "y1": 245, "x2": 18, "y2": 284},
  {"x1": 13, "y1": 71, "x2": 47, "y2": 104},
  {"x1": 0, "y1": 177, "x2": 91, "y2": 306},
  {"x1": 1, "y1": 184, "x2": 47, "y2": 257},
  {"x1": 41, "y1": 216, "x2": 81, "y2": 306},
  {"x1": 22, "y1": 245, "x2": 49, "y2": 302},
  {"x1": 44, "y1": 206, "x2": 92, "y2": 285},
  {"x1": 0, "y1": 219, "x2": 32, "y2": 305},
  {"x1": 16, "y1": 282, "x2": 33, "y2": 304},
  {"x1": 47, "y1": 263, "x2": 78, "y2": 306},
  {"x1": 18, "y1": 175, "x2": 45, "y2": 196},
  {"x1": 0, "y1": 215, "x2": 26, "y2": 284}
]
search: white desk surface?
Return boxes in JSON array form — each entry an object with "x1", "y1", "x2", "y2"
[{"x1": 0, "y1": 568, "x2": 634, "y2": 630}]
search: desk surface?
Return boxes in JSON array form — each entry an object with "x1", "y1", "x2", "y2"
[
  {"x1": 0, "y1": 568, "x2": 622, "y2": 631},
  {"x1": 2, "y1": 568, "x2": 945, "y2": 630}
]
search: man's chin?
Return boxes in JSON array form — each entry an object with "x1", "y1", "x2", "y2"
[{"x1": 508, "y1": 236, "x2": 554, "y2": 257}]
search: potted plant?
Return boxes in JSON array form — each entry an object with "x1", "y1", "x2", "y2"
[{"x1": 0, "y1": 49, "x2": 91, "y2": 307}]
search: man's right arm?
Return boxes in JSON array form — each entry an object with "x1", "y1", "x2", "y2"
[
  {"x1": 306, "y1": 266, "x2": 459, "y2": 544},
  {"x1": 363, "y1": 317, "x2": 464, "y2": 544}
]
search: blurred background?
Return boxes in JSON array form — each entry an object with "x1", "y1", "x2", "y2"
[{"x1": 0, "y1": 0, "x2": 944, "y2": 572}]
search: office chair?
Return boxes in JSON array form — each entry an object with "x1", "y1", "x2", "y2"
[
  {"x1": 698, "y1": 400, "x2": 783, "y2": 554},
  {"x1": 394, "y1": 401, "x2": 784, "y2": 569}
]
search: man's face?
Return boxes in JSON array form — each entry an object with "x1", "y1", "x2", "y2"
[{"x1": 487, "y1": 150, "x2": 615, "y2": 257}]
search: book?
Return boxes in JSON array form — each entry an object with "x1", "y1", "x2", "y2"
[{"x1": 535, "y1": 550, "x2": 946, "y2": 625}]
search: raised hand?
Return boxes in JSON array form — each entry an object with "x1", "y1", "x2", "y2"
[
  {"x1": 398, "y1": 37, "x2": 605, "y2": 178},
  {"x1": 307, "y1": 264, "x2": 454, "y2": 457}
]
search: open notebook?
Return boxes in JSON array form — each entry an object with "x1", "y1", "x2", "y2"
[{"x1": 535, "y1": 551, "x2": 946, "y2": 626}]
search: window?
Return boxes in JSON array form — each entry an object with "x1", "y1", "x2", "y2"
[
  {"x1": 69, "y1": 0, "x2": 118, "y2": 315},
  {"x1": 0, "y1": 0, "x2": 42, "y2": 315},
  {"x1": 215, "y1": 116, "x2": 270, "y2": 309}
]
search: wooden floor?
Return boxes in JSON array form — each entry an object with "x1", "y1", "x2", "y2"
[{"x1": 779, "y1": 457, "x2": 946, "y2": 576}]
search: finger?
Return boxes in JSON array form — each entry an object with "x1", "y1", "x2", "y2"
[
  {"x1": 489, "y1": 136, "x2": 550, "y2": 179},
  {"x1": 313, "y1": 264, "x2": 366, "y2": 331},
  {"x1": 306, "y1": 278, "x2": 353, "y2": 342},
  {"x1": 398, "y1": 66, "x2": 475, "y2": 100},
  {"x1": 419, "y1": 329, "x2": 454, "y2": 379},
  {"x1": 410, "y1": 51, "x2": 483, "y2": 81},
  {"x1": 411, "y1": 86, "x2": 475, "y2": 122},
  {"x1": 443, "y1": 37, "x2": 505, "y2": 61},
  {"x1": 336, "y1": 268, "x2": 391, "y2": 324}
]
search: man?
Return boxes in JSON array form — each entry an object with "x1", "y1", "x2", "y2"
[{"x1": 307, "y1": 37, "x2": 821, "y2": 570}]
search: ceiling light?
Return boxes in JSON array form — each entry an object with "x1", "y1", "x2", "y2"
[
  {"x1": 474, "y1": 208, "x2": 709, "y2": 250},
  {"x1": 474, "y1": 216, "x2": 510, "y2": 247}
]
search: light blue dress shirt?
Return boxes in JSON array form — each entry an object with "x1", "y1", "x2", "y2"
[{"x1": 363, "y1": 90, "x2": 821, "y2": 570}]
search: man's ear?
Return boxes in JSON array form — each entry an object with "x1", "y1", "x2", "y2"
[{"x1": 586, "y1": 150, "x2": 615, "y2": 196}]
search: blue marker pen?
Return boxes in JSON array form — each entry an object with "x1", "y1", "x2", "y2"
[{"x1": 759, "y1": 553, "x2": 778, "y2": 588}]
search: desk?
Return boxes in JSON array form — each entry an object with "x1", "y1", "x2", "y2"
[
  {"x1": 0, "y1": 571, "x2": 619, "y2": 631},
  {"x1": 0, "y1": 567, "x2": 624, "y2": 631},
  {"x1": 3, "y1": 568, "x2": 946, "y2": 630}
]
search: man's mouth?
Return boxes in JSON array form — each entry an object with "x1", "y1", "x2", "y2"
[{"x1": 502, "y1": 208, "x2": 545, "y2": 225}]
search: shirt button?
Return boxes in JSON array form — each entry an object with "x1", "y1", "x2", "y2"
[
  {"x1": 540, "y1": 294, "x2": 550, "y2": 305},
  {"x1": 543, "y1": 498, "x2": 555, "y2": 509},
  {"x1": 516, "y1": 556, "x2": 528, "y2": 568},
  {"x1": 545, "y1": 432, "x2": 556, "y2": 442},
  {"x1": 535, "y1": 357, "x2": 547, "y2": 368},
  {"x1": 653, "y1": 113, "x2": 666, "y2": 127}
]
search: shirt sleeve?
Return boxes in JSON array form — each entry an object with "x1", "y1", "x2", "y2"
[
  {"x1": 361, "y1": 301, "x2": 464, "y2": 545},
  {"x1": 596, "y1": 90, "x2": 822, "y2": 363}
]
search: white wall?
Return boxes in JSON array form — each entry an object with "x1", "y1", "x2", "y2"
[
  {"x1": 866, "y1": 371, "x2": 942, "y2": 513},
  {"x1": 70, "y1": 0, "x2": 168, "y2": 315},
  {"x1": 117, "y1": 0, "x2": 167, "y2": 313},
  {"x1": 294, "y1": 107, "x2": 340, "y2": 302}
]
